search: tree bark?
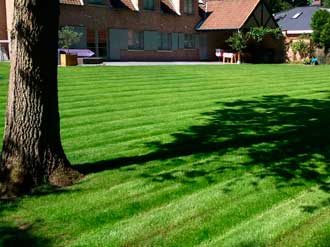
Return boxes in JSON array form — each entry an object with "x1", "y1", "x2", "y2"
[{"x1": 0, "y1": 0, "x2": 82, "y2": 197}]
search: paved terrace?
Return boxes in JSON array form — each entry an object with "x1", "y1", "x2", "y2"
[{"x1": 101, "y1": 61, "x2": 226, "y2": 66}]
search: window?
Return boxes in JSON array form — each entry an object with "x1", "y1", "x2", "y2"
[
  {"x1": 87, "y1": 30, "x2": 96, "y2": 54},
  {"x1": 159, "y1": 33, "x2": 172, "y2": 50},
  {"x1": 184, "y1": 0, "x2": 193, "y2": 14},
  {"x1": 98, "y1": 30, "x2": 107, "y2": 57},
  {"x1": 184, "y1": 34, "x2": 195, "y2": 49},
  {"x1": 143, "y1": 0, "x2": 154, "y2": 10},
  {"x1": 128, "y1": 30, "x2": 144, "y2": 50},
  {"x1": 87, "y1": 29, "x2": 108, "y2": 57},
  {"x1": 87, "y1": 0, "x2": 105, "y2": 4}
]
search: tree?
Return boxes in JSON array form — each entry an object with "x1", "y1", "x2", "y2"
[
  {"x1": 58, "y1": 26, "x2": 82, "y2": 52},
  {"x1": 226, "y1": 28, "x2": 283, "y2": 63},
  {"x1": 0, "y1": 0, "x2": 82, "y2": 197},
  {"x1": 320, "y1": 23, "x2": 330, "y2": 52},
  {"x1": 311, "y1": 9, "x2": 330, "y2": 54},
  {"x1": 268, "y1": 0, "x2": 310, "y2": 13},
  {"x1": 226, "y1": 31, "x2": 248, "y2": 63},
  {"x1": 323, "y1": 0, "x2": 330, "y2": 7}
]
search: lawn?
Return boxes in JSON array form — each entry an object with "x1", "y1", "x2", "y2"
[{"x1": 1, "y1": 63, "x2": 330, "y2": 247}]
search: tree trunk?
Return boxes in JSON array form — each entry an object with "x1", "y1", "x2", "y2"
[{"x1": 0, "y1": 0, "x2": 82, "y2": 197}]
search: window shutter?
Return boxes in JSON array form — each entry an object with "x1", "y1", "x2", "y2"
[
  {"x1": 178, "y1": 33, "x2": 184, "y2": 49},
  {"x1": 194, "y1": 34, "x2": 199, "y2": 49},
  {"x1": 119, "y1": 29, "x2": 128, "y2": 50},
  {"x1": 154, "y1": 32, "x2": 160, "y2": 50},
  {"x1": 144, "y1": 31, "x2": 159, "y2": 50},
  {"x1": 172, "y1": 33, "x2": 178, "y2": 50}
]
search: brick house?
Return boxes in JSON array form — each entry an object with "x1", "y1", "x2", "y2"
[
  {"x1": 274, "y1": 1, "x2": 325, "y2": 62},
  {"x1": 0, "y1": 0, "x2": 9, "y2": 61},
  {"x1": 198, "y1": 0, "x2": 282, "y2": 62},
  {"x1": 1, "y1": 0, "x2": 283, "y2": 62}
]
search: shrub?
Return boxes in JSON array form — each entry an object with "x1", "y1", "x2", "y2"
[
  {"x1": 58, "y1": 26, "x2": 82, "y2": 51},
  {"x1": 226, "y1": 32, "x2": 248, "y2": 53},
  {"x1": 303, "y1": 58, "x2": 311, "y2": 65},
  {"x1": 291, "y1": 39, "x2": 310, "y2": 59}
]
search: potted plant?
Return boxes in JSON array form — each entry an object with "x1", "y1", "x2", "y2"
[{"x1": 59, "y1": 26, "x2": 82, "y2": 66}]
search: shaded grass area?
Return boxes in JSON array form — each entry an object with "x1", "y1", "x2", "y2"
[{"x1": 1, "y1": 63, "x2": 330, "y2": 246}]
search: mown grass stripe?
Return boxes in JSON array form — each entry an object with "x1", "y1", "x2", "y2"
[{"x1": 1, "y1": 63, "x2": 330, "y2": 247}]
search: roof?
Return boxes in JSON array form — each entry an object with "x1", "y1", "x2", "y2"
[
  {"x1": 274, "y1": 6, "x2": 321, "y2": 33},
  {"x1": 161, "y1": 0, "x2": 180, "y2": 15},
  {"x1": 60, "y1": 0, "x2": 84, "y2": 5},
  {"x1": 197, "y1": 0, "x2": 261, "y2": 30},
  {"x1": 120, "y1": 0, "x2": 139, "y2": 11}
]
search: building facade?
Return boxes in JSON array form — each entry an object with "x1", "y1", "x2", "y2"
[
  {"x1": 1, "y1": 0, "x2": 283, "y2": 62},
  {"x1": 62, "y1": 0, "x2": 203, "y2": 61},
  {"x1": 275, "y1": 4, "x2": 321, "y2": 62},
  {"x1": 274, "y1": 1, "x2": 330, "y2": 63}
]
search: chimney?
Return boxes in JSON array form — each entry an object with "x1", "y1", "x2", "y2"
[{"x1": 311, "y1": 0, "x2": 321, "y2": 6}]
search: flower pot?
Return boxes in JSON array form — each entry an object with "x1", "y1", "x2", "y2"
[{"x1": 60, "y1": 54, "x2": 78, "y2": 66}]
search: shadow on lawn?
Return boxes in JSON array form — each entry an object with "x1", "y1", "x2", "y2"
[
  {"x1": 0, "y1": 222, "x2": 50, "y2": 247},
  {"x1": 77, "y1": 95, "x2": 330, "y2": 190},
  {"x1": 0, "y1": 185, "x2": 76, "y2": 247},
  {"x1": 0, "y1": 201, "x2": 49, "y2": 247}
]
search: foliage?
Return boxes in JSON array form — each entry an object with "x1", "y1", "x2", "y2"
[
  {"x1": 270, "y1": 0, "x2": 293, "y2": 13},
  {"x1": 323, "y1": 0, "x2": 330, "y2": 7},
  {"x1": 226, "y1": 31, "x2": 248, "y2": 52},
  {"x1": 303, "y1": 58, "x2": 311, "y2": 64},
  {"x1": 58, "y1": 26, "x2": 82, "y2": 50},
  {"x1": 226, "y1": 28, "x2": 283, "y2": 53},
  {"x1": 291, "y1": 39, "x2": 310, "y2": 59},
  {"x1": 269, "y1": 0, "x2": 310, "y2": 13},
  {"x1": 249, "y1": 27, "x2": 283, "y2": 42},
  {"x1": 311, "y1": 10, "x2": 330, "y2": 47},
  {"x1": 320, "y1": 22, "x2": 330, "y2": 52}
]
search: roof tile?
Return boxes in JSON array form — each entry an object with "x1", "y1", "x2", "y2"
[
  {"x1": 120, "y1": 0, "x2": 138, "y2": 11},
  {"x1": 198, "y1": 0, "x2": 260, "y2": 30},
  {"x1": 161, "y1": 0, "x2": 180, "y2": 15}
]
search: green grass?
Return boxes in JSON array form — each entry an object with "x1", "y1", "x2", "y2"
[{"x1": 1, "y1": 63, "x2": 330, "y2": 247}]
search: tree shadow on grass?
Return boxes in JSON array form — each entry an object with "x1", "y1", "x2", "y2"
[
  {"x1": 76, "y1": 95, "x2": 330, "y2": 191},
  {"x1": 0, "y1": 185, "x2": 80, "y2": 247},
  {"x1": 0, "y1": 221, "x2": 51, "y2": 247},
  {"x1": 0, "y1": 200, "x2": 49, "y2": 247}
]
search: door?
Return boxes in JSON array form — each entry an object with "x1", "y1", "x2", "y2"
[
  {"x1": 109, "y1": 29, "x2": 128, "y2": 61},
  {"x1": 199, "y1": 34, "x2": 208, "y2": 60}
]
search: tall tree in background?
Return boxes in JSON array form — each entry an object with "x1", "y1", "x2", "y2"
[
  {"x1": 269, "y1": 0, "x2": 310, "y2": 13},
  {"x1": 323, "y1": 0, "x2": 330, "y2": 7},
  {"x1": 311, "y1": 9, "x2": 330, "y2": 51},
  {"x1": 0, "y1": 0, "x2": 82, "y2": 197}
]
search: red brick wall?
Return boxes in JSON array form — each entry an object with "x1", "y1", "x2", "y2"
[
  {"x1": 59, "y1": 1, "x2": 201, "y2": 61},
  {"x1": 285, "y1": 34, "x2": 312, "y2": 62},
  {"x1": 60, "y1": 1, "x2": 200, "y2": 33},
  {"x1": 0, "y1": 0, "x2": 7, "y2": 40}
]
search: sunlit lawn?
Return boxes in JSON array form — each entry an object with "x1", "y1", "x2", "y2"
[{"x1": 1, "y1": 63, "x2": 330, "y2": 246}]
